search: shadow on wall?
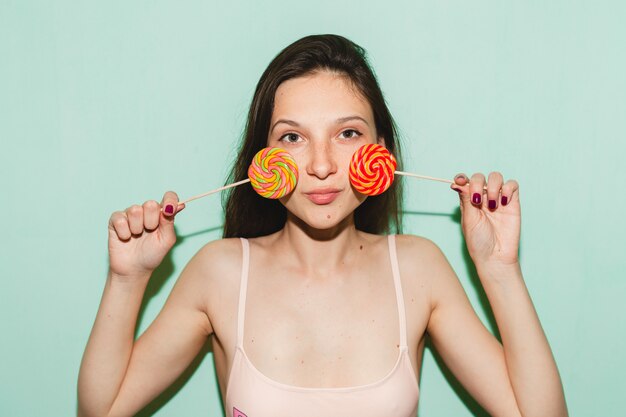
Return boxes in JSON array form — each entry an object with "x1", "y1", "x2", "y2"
[
  {"x1": 136, "y1": 342, "x2": 214, "y2": 417},
  {"x1": 406, "y1": 206, "x2": 518, "y2": 416},
  {"x1": 425, "y1": 337, "x2": 490, "y2": 417},
  {"x1": 133, "y1": 226, "x2": 222, "y2": 416}
]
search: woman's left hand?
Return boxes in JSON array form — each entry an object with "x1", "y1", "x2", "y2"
[{"x1": 451, "y1": 172, "x2": 521, "y2": 268}]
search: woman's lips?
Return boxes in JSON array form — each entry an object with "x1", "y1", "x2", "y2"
[{"x1": 304, "y1": 189, "x2": 341, "y2": 205}]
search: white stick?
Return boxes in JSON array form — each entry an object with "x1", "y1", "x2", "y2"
[
  {"x1": 394, "y1": 171, "x2": 454, "y2": 184},
  {"x1": 395, "y1": 170, "x2": 488, "y2": 190},
  {"x1": 179, "y1": 178, "x2": 251, "y2": 205}
]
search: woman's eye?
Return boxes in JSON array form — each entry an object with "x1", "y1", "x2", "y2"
[
  {"x1": 340, "y1": 129, "x2": 362, "y2": 139},
  {"x1": 278, "y1": 133, "x2": 302, "y2": 143}
]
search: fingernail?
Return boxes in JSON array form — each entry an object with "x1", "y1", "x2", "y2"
[
  {"x1": 472, "y1": 193, "x2": 481, "y2": 205},
  {"x1": 501, "y1": 196, "x2": 508, "y2": 206},
  {"x1": 488, "y1": 200, "x2": 496, "y2": 210},
  {"x1": 164, "y1": 204, "x2": 174, "y2": 214},
  {"x1": 452, "y1": 188, "x2": 462, "y2": 194}
]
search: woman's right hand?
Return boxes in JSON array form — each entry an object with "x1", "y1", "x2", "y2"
[{"x1": 108, "y1": 191, "x2": 186, "y2": 278}]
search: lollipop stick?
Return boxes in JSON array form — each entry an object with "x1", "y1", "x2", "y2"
[
  {"x1": 394, "y1": 171, "x2": 453, "y2": 184},
  {"x1": 394, "y1": 170, "x2": 488, "y2": 190},
  {"x1": 179, "y1": 178, "x2": 251, "y2": 205}
]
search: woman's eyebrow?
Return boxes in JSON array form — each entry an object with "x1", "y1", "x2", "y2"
[
  {"x1": 270, "y1": 116, "x2": 370, "y2": 133},
  {"x1": 336, "y1": 116, "x2": 370, "y2": 126},
  {"x1": 270, "y1": 119, "x2": 299, "y2": 133}
]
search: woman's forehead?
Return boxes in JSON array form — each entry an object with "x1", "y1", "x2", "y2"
[{"x1": 272, "y1": 72, "x2": 374, "y2": 124}]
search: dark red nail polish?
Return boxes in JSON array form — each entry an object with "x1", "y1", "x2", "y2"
[
  {"x1": 472, "y1": 193, "x2": 481, "y2": 205},
  {"x1": 452, "y1": 188, "x2": 462, "y2": 194},
  {"x1": 488, "y1": 200, "x2": 496, "y2": 210},
  {"x1": 501, "y1": 196, "x2": 508, "y2": 206},
  {"x1": 165, "y1": 204, "x2": 174, "y2": 214}
]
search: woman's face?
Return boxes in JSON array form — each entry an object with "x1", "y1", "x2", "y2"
[{"x1": 267, "y1": 70, "x2": 383, "y2": 230}]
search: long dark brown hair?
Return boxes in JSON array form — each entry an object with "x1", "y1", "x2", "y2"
[{"x1": 222, "y1": 34, "x2": 403, "y2": 238}]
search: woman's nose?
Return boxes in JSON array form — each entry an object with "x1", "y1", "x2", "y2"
[{"x1": 305, "y1": 141, "x2": 337, "y2": 180}]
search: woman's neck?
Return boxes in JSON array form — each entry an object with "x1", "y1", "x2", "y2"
[{"x1": 273, "y1": 213, "x2": 363, "y2": 277}]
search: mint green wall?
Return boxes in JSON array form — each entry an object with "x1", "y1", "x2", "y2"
[{"x1": 1, "y1": 1, "x2": 624, "y2": 416}]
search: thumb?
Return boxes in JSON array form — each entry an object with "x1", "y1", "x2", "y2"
[
  {"x1": 451, "y1": 184, "x2": 471, "y2": 209},
  {"x1": 159, "y1": 193, "x2": 184, "y2": 243},
  {"x1": 450, "y1": 174, "x2": 477, "y2": 221}
]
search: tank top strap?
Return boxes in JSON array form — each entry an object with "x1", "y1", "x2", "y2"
[
  {"x1": 236, "y1": 237, "x2": 250, "y2": 348},
  {"x1": 387, "y1": 234, "x2": 408, "y2": 349}
]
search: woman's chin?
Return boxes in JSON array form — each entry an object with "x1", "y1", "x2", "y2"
[
  {"x1": 286, "y1": 209, "x2": 354, "y2": 233},
  {"x1": 281, "y1": 193, "x2": 366, "y2": 233}
]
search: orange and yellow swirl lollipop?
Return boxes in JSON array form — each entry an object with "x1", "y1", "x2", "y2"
[{"x1": 248, "y1": 147, "x2": 298, "y2": 199}]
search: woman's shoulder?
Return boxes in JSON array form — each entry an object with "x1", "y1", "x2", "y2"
[
  {"x1": 192, "y1": 237, "x2": 245, "y2": 273},
  {"x1": 392, "y1": 233, "x2": 451, "y2": 276},
  {"x1": 179, "y1": 237, "x2": 245, "y2": 296},
  {"x1": 394, "y1": 233, "x2": 441, "y2": 253},
  {"x1": 196, "y1": 236, "x2": 244, "y2": 253},
  {"x1": 179, "y1": 238, "x2": 246, "y2": 335}
]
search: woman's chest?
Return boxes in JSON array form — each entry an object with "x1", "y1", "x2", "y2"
[
  {"x1": 245, "y1": 271, "x2": 401, "y2": 385},
  {"x1": 211, "y1": 261, "x2": 430, "y2": 395}
]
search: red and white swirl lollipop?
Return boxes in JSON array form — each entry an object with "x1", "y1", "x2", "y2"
[
  {"x1": 349, "y1": 144, "x2": 455, "y2": 196},
  {"x1": 175, "y1": 147, "x2": 298, "y2": 207},
  {"x1": 349, "y1": 144, "x2": 397, "y2": 196}
]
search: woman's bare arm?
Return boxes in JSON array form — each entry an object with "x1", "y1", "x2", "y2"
[
  {"x1": 422, "y1": 238, "x2": 567, "y2": 417},
  {"x1": 78, "y1": 242, "x2": 216, "y2": 417},
  {"x1": 78, "y1": 192, "x2": 217, "y2": 417},
  {"x1": 420, "y1": 171, "x2": 569, "y2": 417}
]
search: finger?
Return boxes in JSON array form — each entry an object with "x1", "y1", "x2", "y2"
[
  {"x1": 451, "y1": 179, "x2": 472, "y2": 209},
  {"x1": 453, "y1": 173, "x2": 469, "y2": 186},
  {"x1": 126, "y1": 205, "x2": 144, "y2": 235},
  {"x1": 451, "y1": 173, "x2": 468, "y2": 201},
  {"x1": 470, "y1": 173, "x2": 486, "y2": 207},
  {"x1": 159, "y1": 191, "x2": 180, "y2": 247},
  {"x1": 160, "y1": 191, "x2": 180, "y2": 219},
  {"x1": 501, "y1": 179, "x2": 519, "y2": 206},
  {"x1": 143, "y1": 200, "x2": 160, "y2": 231},
  {"x1": 486, "y1": 171, "x2": 504, "y2": 210},
  {"x1": 109, "y1": 211, "x2": 131, "y2": 241},
  {"x1": 450, "y1": 183, "x2": 464, "y2": 196}
]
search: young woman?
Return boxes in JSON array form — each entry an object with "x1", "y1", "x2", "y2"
[{"x1": 78, "y1": 35, "x2": 567, "y2": 417}]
